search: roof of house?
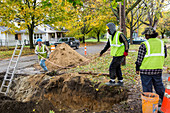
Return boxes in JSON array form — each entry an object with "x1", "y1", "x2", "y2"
[
  {"x1": 0, "y1": 26, "x2": 9, "y2": 32},
  {"x1": 46, "y1": 24, "x2": 68, "y2": 32},
  {"x1": 15, "y1": 28, "x2": 45, "y2": 34},
  {"x1": 0, "y1": 26, "x2": 45, "y2": 34}
]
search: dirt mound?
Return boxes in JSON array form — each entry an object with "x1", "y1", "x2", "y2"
[
  {"x1": 46, "y1": 43, "x2": 88, "y2": 71},
  {"x1": 10, "y1": 73, "x2": 128, "y2": 112}
]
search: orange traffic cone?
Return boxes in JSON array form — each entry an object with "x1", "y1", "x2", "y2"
[
  {"x1": 51, "y1": 45, "x2": 55, "y2": 52},
  {"x1": 161, "y1": 77, "x2": 170, "y2": 113},
  {"x1": 84, "y1": 43, "x2": 87, "y2": 55}
]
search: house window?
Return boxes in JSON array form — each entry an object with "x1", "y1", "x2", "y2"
[
  {"x1": 37, "y1": 34, "x2": 39, "y2": 39},
  {"x1": 52, "y1": 33, "x2": 55, "y2": 38},
  {"x1": 15, "y1": 34, "x2": 18, "y2": 40},
  {"x1": 34, "y1": 34, "x2": 36, "y2": 39},
  {"x1": 40, "y1": 34, "x2": 42, "y2": 39}
]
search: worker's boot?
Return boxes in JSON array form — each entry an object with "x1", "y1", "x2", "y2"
[
  {"x1": 116, "y1": 80, "x2": 123, "y2": 86},
  {"x1": 105, "y1": 80, "x2": 116, "y2": 86}
]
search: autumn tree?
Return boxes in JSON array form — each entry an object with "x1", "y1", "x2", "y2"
[
  {"x1": 126, "y1": 0, "x2": 149, "y2": 44},
  {"x1": 140, "y1": 0, "x2": 170, "y2": 29},
  {"x1": 157, "y1": 11, "x2": 170, "y2": 38},
  {"x1": 62, "y1": 0, "x2": 114, "y2": 43},
  {"x1": 0, "y1": 0, "x2": 66, "y2": 49},
  {"x1": 89, "y1": 0, "x2": 117, "y2": 42},
  {"x1": 106, "y1": 0, "x2": 143, "y2": 36}
]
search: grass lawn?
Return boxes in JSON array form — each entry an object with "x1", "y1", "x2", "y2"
[
  {"x1": 68, "y1": 44, "x2": 170, "y2": 80},
  {"x1": 0, "y1": 46, "x2": 35, "y2": 60},
  {"x1": 85, "y1": 38, "x2": 108, "y2": 42}
]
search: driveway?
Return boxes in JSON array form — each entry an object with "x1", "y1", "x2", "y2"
[{"x1": 0, "y1": 43, "x2": 106, "y2": 74}]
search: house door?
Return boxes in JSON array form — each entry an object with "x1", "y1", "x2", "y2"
[{"x1": 18, "y1": 34, "x2": 21, "y2": 40}]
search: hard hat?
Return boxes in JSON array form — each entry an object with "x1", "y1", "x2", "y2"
[
  {"x1": 106, "y1": 25, "x2": 109, "y2": 29},
  {"x1": 37, "y1": 38, "x2": 42, "y2": 42}
]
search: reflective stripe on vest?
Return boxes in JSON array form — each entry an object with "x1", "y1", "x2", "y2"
[
  {"x1": 140, "y1": 38, "x2": 164, "y2": 69},
  {"x1": 144, "y1": 40, "x2": 164, "y2": 57},
  {"x1": 110, "y1": 31, "x2": 125, "y2": 56},
  {"x1": 37, "y1": 45, "x2": 46, "y2": 54},
  {"x1": 110, "y1": 31, "x2": 124, "y2": 47}
]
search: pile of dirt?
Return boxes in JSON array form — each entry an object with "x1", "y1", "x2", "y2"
[
  {"x1": 9, "y1": 73, "x2": 129, "y2": 112},
  {"x1": 46, "y1": 43, "x2": 88, "y2": 71}
]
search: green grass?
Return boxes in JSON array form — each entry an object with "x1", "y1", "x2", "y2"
[
  {"x1": 162, "y1": 38, "x2": 170, "y2": 44},
  {"x1": 67, "y1": 44, "x2": 169, "y2": 84},
  {"x1": 68, "y1": 51, "x2": 138, "y2": 84},
  {"x1": 0, "y1": 47, "x2": 35, "y2": 60},
  {"x1": 129, "y1": 44, "x2": 140, "y2": 50},
  {"x1": 164, "y1": 48, "x2": 170, "y2": 68},
  {"x1": 85, "y1": 38, "x2": 108, "y2": 42}
]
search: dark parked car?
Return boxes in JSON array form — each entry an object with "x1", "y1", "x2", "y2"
[
  {"x1": 128, "y1": 37, "x2": 146, "y2": 44},
  {"x1": 54, "y1": 37, "x2": 80, "y2": 49},
  {"x1": 133, "y1": 37, "x2": 146, "y2": 44}
]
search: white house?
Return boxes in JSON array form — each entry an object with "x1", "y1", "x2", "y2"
[{"x1": 0, "y1": 24, "x2": 68, "y2": 46}]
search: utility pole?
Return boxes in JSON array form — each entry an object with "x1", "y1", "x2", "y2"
[{"x1": 119, "y1": 1, "x2": 126, "y2": 65}]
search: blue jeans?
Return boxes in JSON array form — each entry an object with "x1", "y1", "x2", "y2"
[
  {"x1": 140, "y1": 73, "x2": 165, "y2": 100},
  {"x1": 40, "y1": 59, "x2": 48, "y2": 71}
]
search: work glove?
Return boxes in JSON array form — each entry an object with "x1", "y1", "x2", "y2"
[{"x1": 123, "y1": 52, "x2": 128, "y2": 56}]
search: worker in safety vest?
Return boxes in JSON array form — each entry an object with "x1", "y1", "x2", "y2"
[
  {"x1": 100, "y1": 23, "x2": 129, "y2": 86},
  {"x1": 35, "y1": 38, "x2": 50, "y2": 72},
  {"x1": 135, "y1": 27, "x2": 167, "y2": 101}
]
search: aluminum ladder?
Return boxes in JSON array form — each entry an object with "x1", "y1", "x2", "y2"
[{"x1": 0, "y1": 40, "x2": 25, "y2": 95}]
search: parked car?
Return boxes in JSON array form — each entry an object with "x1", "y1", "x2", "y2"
[
  {"x1": 128, "y1": 37, "x2": 146, "y2": 44},
  {"x1": 133, "y1": 37, "x2": 146, "y2": 44},
  {"x1": 54, "y1": 37, "x2": 80, "y2": 49}
]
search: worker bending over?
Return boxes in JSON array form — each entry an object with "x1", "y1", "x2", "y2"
[
  {"x1": 35, "y1": 38, "x2": 50, "y2": 73},
  {"x1": 100, "y1": 23, "x2": 129, "y2": 86}
]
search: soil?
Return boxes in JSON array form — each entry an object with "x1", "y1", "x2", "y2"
[
  {"x1": 8, "y1": 73, "x2": 129, "y2": 112},
  {"x1": 36, "y1": 43, "x2": 88, "y2": 71},
  {"x1": 0, "y1": 93, "x2": 36, "y2": 113}
]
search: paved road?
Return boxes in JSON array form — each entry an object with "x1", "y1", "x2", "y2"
[{"x1": 0, "y1": 43, "x2": 106, "y2": 74}]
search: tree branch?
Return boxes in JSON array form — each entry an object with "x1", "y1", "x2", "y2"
[
  {"x1": 126, "y1": 0, "x2": 142, "y2": 16},
  {"x1": 140, "y1": 20, "x2": 150, "y2": 26},
  {"x1": 109, "y1": 0, "x2": 119, "y2": 20}
]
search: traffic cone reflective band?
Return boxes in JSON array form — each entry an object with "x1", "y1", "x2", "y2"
[
  {"x1": 161, "y1": 77, "x2": 170, "y2": 113},
  {"x1": 51, "y1": 45, "x2": 55, "y2": 52},
  {"x1": 85, "y1": 43, "x2": 87, "y2": 55}
]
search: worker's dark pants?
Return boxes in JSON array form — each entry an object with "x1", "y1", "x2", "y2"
[
  {"x1": 140, "y1": 73, "x2": 165, "y2": 100},
  {"x1": 109, "y1": 56, "x2": 124, "y2": 80}
]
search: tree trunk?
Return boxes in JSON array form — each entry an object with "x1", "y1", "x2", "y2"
[
  {"x1": 121, "y1": 0, "x2": 127, "y2": 36},
  {"x1": 97, "y1": 31, "x2": 100, "y2": 42},
  {"x1": 120, "y1": 0, "x2": 126, "y2": 65},
  {"x1": 28, "y1": 28, "x2": 34, "y2": 49},
  {"x1": 161, "y1": 33, "x2": 164, "y2": 39},
  {"x1": 130, "y1": 28, "x2": 133, "y2": 44},
  {"x1": 82, "y1": 35, "x2": 85, "y2": 43}
]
